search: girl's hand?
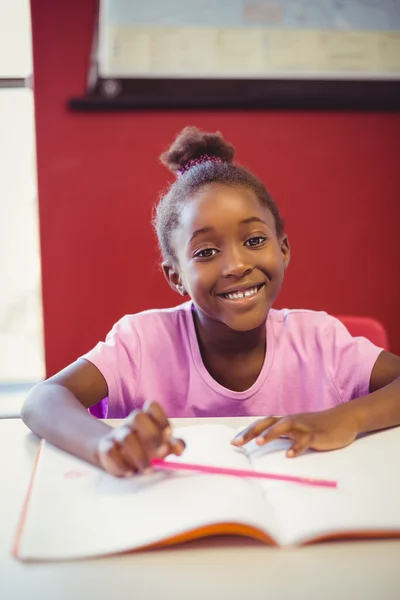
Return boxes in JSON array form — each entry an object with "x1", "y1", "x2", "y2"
[
  {"x1": 231, "y1": 406, "x2": 360, "y2": 457},
  {"x1": 96, "y1": 402, "x2": 185, "y2": 476}
]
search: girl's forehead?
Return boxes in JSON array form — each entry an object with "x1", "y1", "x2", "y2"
[{"x1": 180, "y1": 184, "x2": 275, "y2": 231}]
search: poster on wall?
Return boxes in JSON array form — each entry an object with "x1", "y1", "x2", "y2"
[{"x1": 69, "y1": 0, "x2": 400, "y2": 110}]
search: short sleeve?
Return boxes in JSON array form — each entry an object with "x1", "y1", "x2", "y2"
[
  {"x1": 322, "y1": 315, "x2": 383, "y2": 402},
  {"x1": 81, "y1": 316, "x2": 141, "y2": 418}
]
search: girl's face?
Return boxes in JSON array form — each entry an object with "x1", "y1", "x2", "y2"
[{"x1": 164, "y1": 184, "x2": 290, "y2": 332}]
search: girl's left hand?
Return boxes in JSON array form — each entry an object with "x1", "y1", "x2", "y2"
[{"x1": 231, "y1": 406, "x2": 360, "y2": 457}]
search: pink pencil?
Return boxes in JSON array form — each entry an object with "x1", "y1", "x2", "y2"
[{"x1": 151, "y1": 459, "x2": 337, "y2": 489}]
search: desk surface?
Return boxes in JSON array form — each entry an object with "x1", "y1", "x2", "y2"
[{"x1": 1, "y1": 417, "x2": 400, "y2": 600}]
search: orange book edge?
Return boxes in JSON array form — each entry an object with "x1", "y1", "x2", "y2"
[{"x1": 13, "y1": 439, "x2": 44, "y2": 559}]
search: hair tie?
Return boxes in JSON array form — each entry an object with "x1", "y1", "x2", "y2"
[{"x1": 177, "y1": 154, "x2": 224, "y2": 178}]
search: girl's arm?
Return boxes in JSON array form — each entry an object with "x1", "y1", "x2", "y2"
[
  {"x1": 22, "y1": 360, "x2": 112, "y2": 465},
  {"x1": 351, "y1": 351, "x2": 400, "y2": 433},
  {"x1": 232, "y1": 351, "x2": 400, "y2": 456},
  {"x1": 22, "y1": 360, "x2": 184, "y2": 474}
]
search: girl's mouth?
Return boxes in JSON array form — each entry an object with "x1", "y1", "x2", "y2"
[{"x1": 218, "y1": 283, "x2": 265, "y2": 302}]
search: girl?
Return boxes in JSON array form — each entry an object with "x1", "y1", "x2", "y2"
[{"x1": 22, "y1": 127, "x2": 400, "y2": 477}]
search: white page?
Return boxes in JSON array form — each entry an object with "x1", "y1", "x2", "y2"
[
  {"x1": 246, "y1": 427, "x2": 400, "y2": 546},
  {"x1": 17, "y1": 424, "x2": 277, "y2": 560}
]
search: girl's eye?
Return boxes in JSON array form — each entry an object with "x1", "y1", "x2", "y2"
[
  {"x1": 245, "y1": 236, "x2": 267, "y2": 247},
  {"x1": 194, "y1": 248, "x2": 218, "y2": 259}
]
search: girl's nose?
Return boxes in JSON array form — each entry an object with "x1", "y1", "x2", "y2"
[{"x1": 221, "y1": 247, "x2": 252, "y2": 278}]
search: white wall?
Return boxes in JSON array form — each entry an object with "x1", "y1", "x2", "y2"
[
  {"x1": 0, "y1": 1, "x2": 44, "y2": 383},
  {"x1": 0, "y1": 1, "x2": 32, "y2": 77}
]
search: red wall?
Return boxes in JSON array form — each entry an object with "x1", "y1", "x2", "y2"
[{"x1": 31, "y1": 0, "x2": 400, "y2": 376}]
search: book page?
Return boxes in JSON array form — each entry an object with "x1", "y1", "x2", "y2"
[
  {"x1": 246, "y1": 427, "x2": 400, "y2": 546},
  {"x1": 16, "y1": 424, "x2": 277, "y2": 560}
]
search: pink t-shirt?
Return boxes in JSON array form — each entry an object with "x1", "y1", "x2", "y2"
[{"x1": 82, "y1": 301, "x2": 382, "y2": 419}]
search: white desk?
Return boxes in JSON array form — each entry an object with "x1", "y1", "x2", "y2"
[{"x1": 1, "y1": 418, "x2": 400, "y2": 600}]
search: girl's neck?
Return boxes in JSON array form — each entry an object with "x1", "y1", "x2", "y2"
[
  {"x1": 191, "y1": 306, "x2": 267, "y2": 357},
  {"x1": 191, "y1": 307, "x2": 267, "y2": 392}
]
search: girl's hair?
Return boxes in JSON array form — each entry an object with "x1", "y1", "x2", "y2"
[{"x1": 154, "y1": 126, "x2": 284, "y2": 264}]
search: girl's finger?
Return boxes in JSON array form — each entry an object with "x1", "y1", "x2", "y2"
[
  {"x1": 98, "y1": 436, "x2": 137, "y2": 477},
  {"x1": 114, "y1": 425, "x2": 151, "y2": 472},
  {"x1": 140, "y1": 403, "x2": 185, "y2": 456},
  {"x1": 255, "y1": 419, "x2": 296, "y2": 446},
  {"x1": 153, "y1": 438, "x2": 186, "y2": 459},
  {"x1": 125, "y1": 411, "x2": 186, "y2": 458},
  {"x1": 287, "y1": 434, "x2": 311, "y2": 458},
  {"x1": 168, "y1": 437, "x2": 186, "y2": 456},
  {"x1": 126, "y1": 410, "x2": 164, "y2": 450},
  {"x1": 143, "y1": 401, "x2": 172, "y2": 438},
  {"x1": 231, "y1": 416, "x2": 280, "y2": 446},
  {"x1": 135, "y1": 414, "x2": 185, "y2": 457}
]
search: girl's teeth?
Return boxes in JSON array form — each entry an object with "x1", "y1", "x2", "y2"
[{"x1": 225, "y1": 286, "x2": 259, "y2": 300}]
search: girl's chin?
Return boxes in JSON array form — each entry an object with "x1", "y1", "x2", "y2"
[
  {"x1": 222, "y1": 313, "x2": 269, "y2": 332},
  {"x1": 192, "y1": 303, "x2": 269, "y2": 332}
]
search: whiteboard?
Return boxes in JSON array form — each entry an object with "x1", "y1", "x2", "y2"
[{"x1": 98, "y1": 0, "x2": 400, "y2": 80}]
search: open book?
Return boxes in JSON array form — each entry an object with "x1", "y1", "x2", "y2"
[{"x1": 14, "y1": 424, "x2": 400, "y2": 561}]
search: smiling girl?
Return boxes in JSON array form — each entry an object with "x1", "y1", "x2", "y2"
[{"x1": 22, "y1": 127, "x2": 400, "y2": 476}]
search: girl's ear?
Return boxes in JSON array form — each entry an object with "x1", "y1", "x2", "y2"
[
  {"x1": 162, "y1": 262, "x2": 187, "y2": 296},
  {"x1": 280, "y1": 235, "x2": 290, "y2": 270}
]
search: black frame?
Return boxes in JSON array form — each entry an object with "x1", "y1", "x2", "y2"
[{"x1": 69, "y1": 76, "x2": 400, "y2": 111}]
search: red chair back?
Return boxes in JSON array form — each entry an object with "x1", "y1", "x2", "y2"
[{"x1": 335, "y1": 315, "x2": 389, "y2": 351}]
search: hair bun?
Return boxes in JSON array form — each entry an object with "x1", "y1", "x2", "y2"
[{"x1": 160, "y1": 126, "x2": 235, "y2": 174}]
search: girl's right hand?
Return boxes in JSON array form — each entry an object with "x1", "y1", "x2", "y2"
[{"x1": 96, "y1": 402, "x2": 185, "y2": 477}]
